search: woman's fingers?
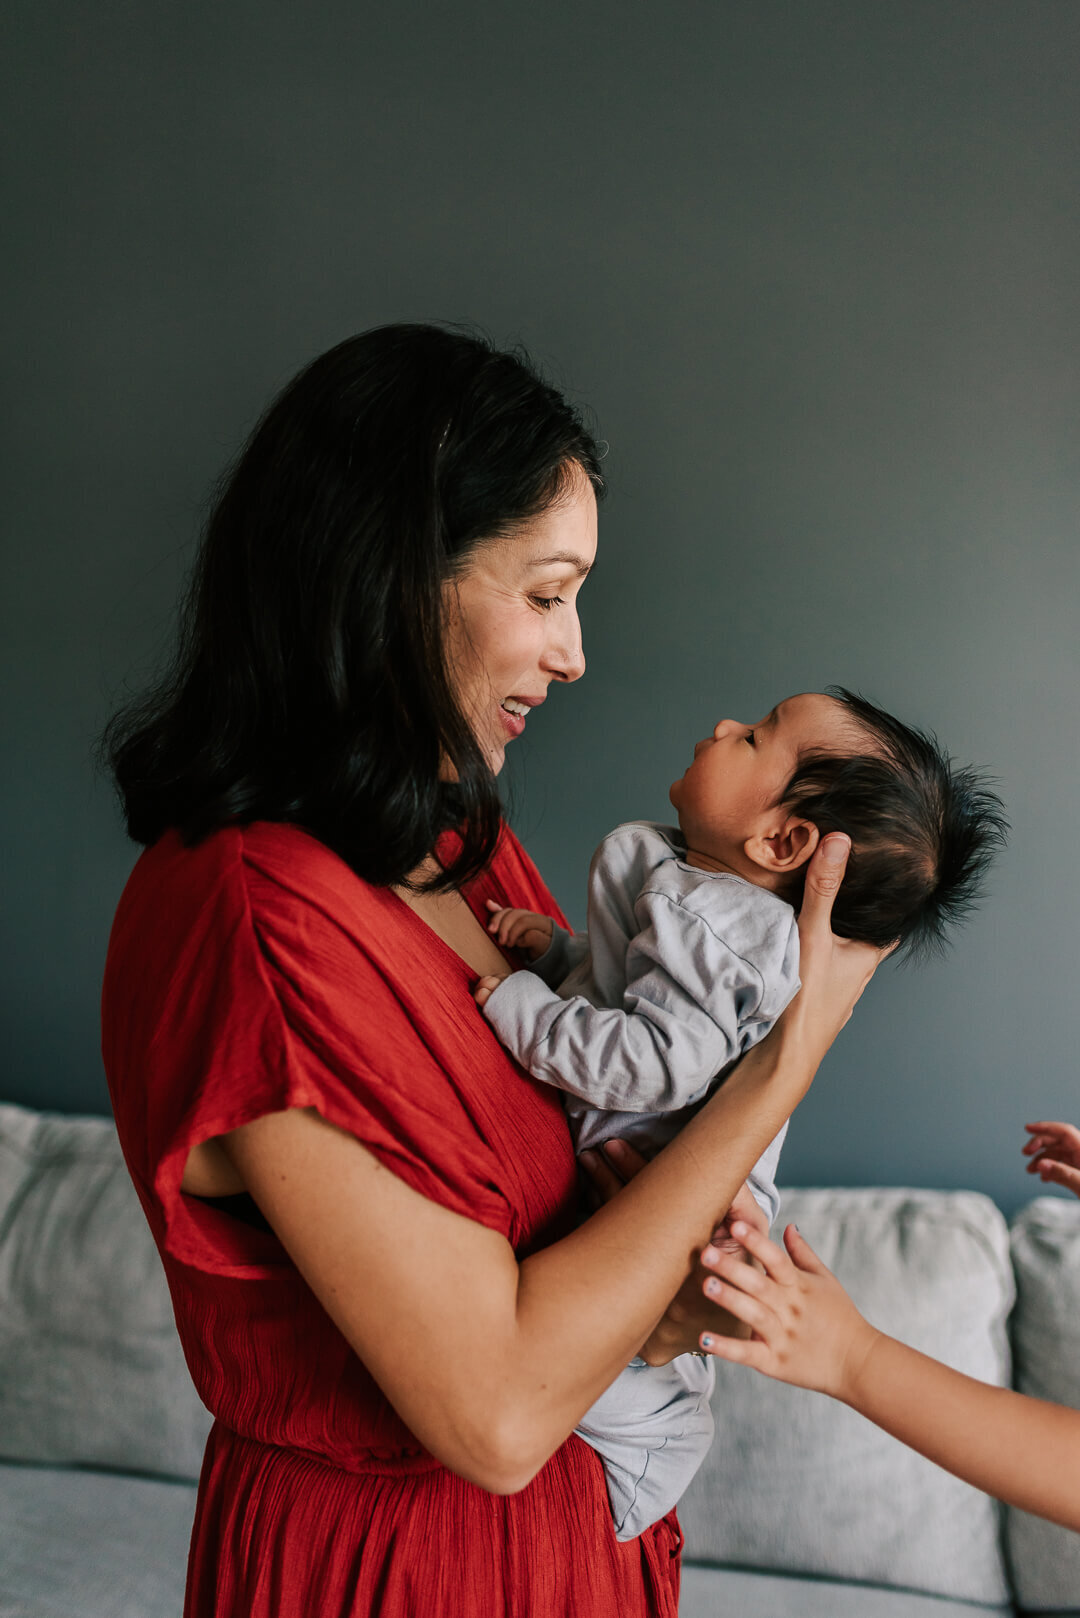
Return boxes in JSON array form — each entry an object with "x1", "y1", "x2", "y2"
[
  {"x1": 579, "y1": 1140, "x2": 650, "y2": 1202},
  {"x1": 798, "y1": 834, "x2": 851, "y2": 932},
  {"x1": 601, "y1": 1138, "x2": 652, "y2": 1176},
  {"x1": 578, "y1": 1149, "x2": 624, "y2": 1202}
]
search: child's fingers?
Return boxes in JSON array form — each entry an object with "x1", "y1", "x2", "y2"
[
  {"x1": 698, "y1": 1332, "x2": 774, "y2": 1372},
  {"x1": 701, "y1": 1271, "x2": 776, "y2": 1337},
  {"x1": 1036, "y1": 1158, "x2": 1080, "y2": 1194},
  {"x1": 781, "y1": 1224, "x2": 832, "y2": 1278},
  {"x1": 704, "y1": 1223, "x2": 791, "y2": 1283},
  {"x1": 1026, "y1": 1121, "x2": 1080, "y2": 1146}
]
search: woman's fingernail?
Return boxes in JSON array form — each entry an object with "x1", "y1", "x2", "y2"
[
  {"x1": 700, "y1": 1334, "x2": 713, "y2": 1350},
  {"x1": 822, "y1": 835, "x2": 849, "y2": 863},
  {"x1": 701, "y1": 1245, "x2": 720, "y2": 1265},
  {"x1": 730, "y1": 1221, "x2": 748, "y2": 1237},
  {"x1": 605, "y1": 1139, "x2": 626, "y2": 1157}
]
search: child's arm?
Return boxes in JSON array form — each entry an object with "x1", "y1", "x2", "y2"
[{"x1": 696, "y1": 1218, "x2": 1080, "y2": 1532}]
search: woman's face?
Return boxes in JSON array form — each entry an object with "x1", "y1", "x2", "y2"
[{"x1": 443, "y1": 466, "x2": 598, "y2": 774}]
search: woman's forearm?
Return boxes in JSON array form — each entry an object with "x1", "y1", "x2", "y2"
[
  {"x1": 225, "y1": 1011, "x2": 818, "y2": 1494},
  {"x1": 845, "y1": 1332, "x2": 1080, "y2": 1531},
  {"x1": 507, "y1": 1013, "x2": 818, "y2": 1470}
]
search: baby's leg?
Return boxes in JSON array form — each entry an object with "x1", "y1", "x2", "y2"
[{"x1": 576, "y1": 1354, "x2": 715, "y2": 1540}]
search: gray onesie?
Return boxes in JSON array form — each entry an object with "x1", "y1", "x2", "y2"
[{"x1": 484, "y1": 821, "x2": 801, "y2": 1539}]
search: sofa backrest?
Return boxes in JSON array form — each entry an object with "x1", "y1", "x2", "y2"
[
  {"x1": 678, "y1": 1187, "x2": 1016, "y2": 1608},
  {"x1": 0, "y1": 1102, "x2": 212, "y2": 1481},
  {"x1": 1007, "y1": 1196, "x2": 1080, "y2": 1612}
]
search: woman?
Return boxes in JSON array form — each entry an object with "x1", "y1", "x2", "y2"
[{"x1": 100, "y1": 324, "x2": 886, "y2": 1617}]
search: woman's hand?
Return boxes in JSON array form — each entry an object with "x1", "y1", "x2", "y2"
[
  {"x1": 1023, "y1": 1120, "x2": 1080, "y2": 1198},
  {"x1": 784, "y1": 834, "x2": 893, "y2": 1068},
  {"x1": 580, "y1": 1140, "x2": 769, "y2": 1363},
  {"x1": 696, "y1": 1220, "x2": 880, "y2": 1402}
]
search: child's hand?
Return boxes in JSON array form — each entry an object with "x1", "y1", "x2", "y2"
[
  {"x1": 697, "y1": 1221, "x2": 880, "y2": 1402},
  {"x1": 474, "y1": 972, "x2": 510, "y2": 1009},
  {"x1": 485, "y1": 900, "x2": 554, "y2": 961},
  {"x1": 1023, "y1": 1120, "x2": 1080, "y2": 1198},
  {"x1": 709, "y1": 1180, "x2": 770, "y2": 1252}
]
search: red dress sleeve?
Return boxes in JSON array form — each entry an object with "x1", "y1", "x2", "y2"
[{"x1": 102, "y1": 823, "x2": 567, "y2": 1278}]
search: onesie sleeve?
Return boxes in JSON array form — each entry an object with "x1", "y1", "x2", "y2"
[
  {"x1": 529, "y1": 923, "x2": 590, "y2": 989},
  {"x1": 483, "y1": 887, "x2": 763, "y2": 1113},
  {"x1": 103, "y1": 828, "x2": 514, "y2": 1278}
]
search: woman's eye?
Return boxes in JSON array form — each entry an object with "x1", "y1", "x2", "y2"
[
  {"x1": 531, "y1": 594, "x2": 565, "y2": 611},
  {"x1": 745, "y1": 730, "x2": 756, "y2": 746}
]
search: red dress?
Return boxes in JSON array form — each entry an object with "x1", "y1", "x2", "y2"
[{"x1": 102, "y1": 821, "x2": 682, "y2": 1617}]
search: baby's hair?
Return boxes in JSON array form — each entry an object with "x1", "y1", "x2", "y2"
[{"x1": 779, "y1": 689, "x2": 1008, "y2": 960}]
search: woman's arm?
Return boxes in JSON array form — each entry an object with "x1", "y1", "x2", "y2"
[
  {"x1": 698, "y1": 1219, "x2": 1080, "y2": 1532},
  {"x1": 223, "y1": 835, "x2": 882, "y2": 1495}
]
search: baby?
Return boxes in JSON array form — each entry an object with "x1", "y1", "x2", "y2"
[{"x1": 474, "y1": 688, "x2": 1007, "y2": 1540}]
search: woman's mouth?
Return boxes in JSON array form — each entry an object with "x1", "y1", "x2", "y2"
[{"x1": 499, "y1": 697, "x2": 533, "y2": 739}]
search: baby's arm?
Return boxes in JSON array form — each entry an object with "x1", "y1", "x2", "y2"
[
  {"x1": 483, "y1": 901, "x2": 590, "y2": 991},
  {"x1": 696, "y1": 1215, "x2": 1080, "y2": 1533},
  {"x1": 478, "y1": 897, "x2": 754, "y2": 1113}
]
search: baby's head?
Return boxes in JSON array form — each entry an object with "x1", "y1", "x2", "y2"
[{"x1": 669, "y1": 689, "x2": 1007, "y2": 957}]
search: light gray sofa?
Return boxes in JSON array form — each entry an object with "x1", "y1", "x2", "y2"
[{"x1": 1, "y1": 1101, "x2": 1077, "y2": 1617}]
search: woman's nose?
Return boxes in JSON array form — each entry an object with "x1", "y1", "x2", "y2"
[
  {"x1": 713, "y1": 718, "x2": 739, "y2": 739},
  {"x1": 544, "y1": 615, "x2": 586, "y2": 682}
]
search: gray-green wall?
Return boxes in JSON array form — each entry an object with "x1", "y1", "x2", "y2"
[{"x1": 4, "y1": 2, "x2": 1078, "y2": 1212}]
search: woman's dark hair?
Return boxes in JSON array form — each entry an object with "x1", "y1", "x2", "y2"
[
  {"x1": 99, "y1": 324, "x2": 605, "y2": 892},
  {"x1": 779, "y1": 689, "x2": 1008, "y2": 959}
]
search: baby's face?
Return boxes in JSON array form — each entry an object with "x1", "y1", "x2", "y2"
[{"x1": 669, "y1": 693, "x2": 860, "y2": 866}]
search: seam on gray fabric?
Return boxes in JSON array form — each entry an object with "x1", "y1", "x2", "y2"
[
  {"x1": 636, "y1": 885, "x2": 767, "y2": 1015},
  {"x1": 613, "y1": 1433, "x2": 669, "y2": 1538}
]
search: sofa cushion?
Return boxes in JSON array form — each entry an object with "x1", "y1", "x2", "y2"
[
  {"x1": 0, "y1": 1459, "x2": 196, "y2": 1618},
  {"x1": 1006, "y1": 1196, "x2": 1080, "y2": 1614},
  {"x1": 678, "y1": 1563, "x2": 1012, "y2": 1617},
  {"x1": 678, "y1": 1188, "x2": 1014, "y2": 1606},
  {"x1": 0, "y1": 1102, "x2": 211, "y2": 1481}
]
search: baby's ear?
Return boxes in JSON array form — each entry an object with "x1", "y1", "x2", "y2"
[{"x1": 745, "y1": 816, "x2": 820, "y2": 875}]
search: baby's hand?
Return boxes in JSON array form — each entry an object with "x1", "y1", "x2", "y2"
[
  {"x1": 474, "y1": 973, "x2": 510, "y2": 1009},
  {"x1": 1023, "y1": 1120, "x2": 1080, "y2": 1199},
  {"x1": 485, "y1": 900, "x2": 555, "y2": 961},
  {"x1": 698, "y1": 1222, "x2": 880, "y2": 1402}
]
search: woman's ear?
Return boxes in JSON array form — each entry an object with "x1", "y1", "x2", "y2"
[{"x1": 744, "y1": 816, "x2": 820, "y2": 875}]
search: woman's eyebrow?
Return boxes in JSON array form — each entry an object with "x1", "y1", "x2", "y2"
[{"x1": 525, "y1": 550, "x2": 593, "y2": 577}]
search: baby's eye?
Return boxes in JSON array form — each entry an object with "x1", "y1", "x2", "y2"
[{"x1": 530, "y1": 594, "x2": 565, "y2": 611}]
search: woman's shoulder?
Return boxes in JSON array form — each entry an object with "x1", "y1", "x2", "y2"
[{"x1": 117, "y1": 821, "x2": 389, "y2": 943}]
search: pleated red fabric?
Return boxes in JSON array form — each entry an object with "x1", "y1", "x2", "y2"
[{"x1": 102, "y1": 821, "x2": 682, "y2": 1617}]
